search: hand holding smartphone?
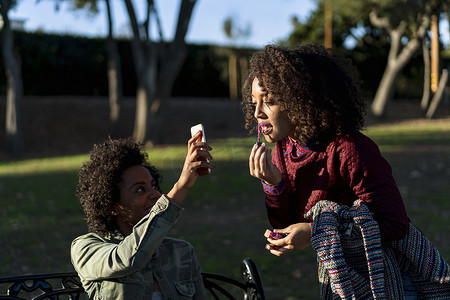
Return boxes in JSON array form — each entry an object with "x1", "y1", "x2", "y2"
[
  {"x1": 190, "y1": 124, "x2": 206, "y2": 143},
  {"x1": 190, "y1": 124, "x2": 211, "y2": 176}
]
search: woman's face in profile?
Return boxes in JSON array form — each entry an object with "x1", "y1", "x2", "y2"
[
  {"x1": 251, "y1": 77, "x2": 294, "y2": 143},
  {"x1": 113, "y1": 165, "x2": 162, "y2": 235}
]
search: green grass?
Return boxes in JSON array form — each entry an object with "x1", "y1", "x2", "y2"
[
  {"x1": 0, "y1": 155, "x2": 87, "y2": 176},
  {"x1": 1, "y1": 122, "x2": 449, "y2": 299},
  {"x1": 363, "y1": 121, "x2": 450, "y2": 148}
]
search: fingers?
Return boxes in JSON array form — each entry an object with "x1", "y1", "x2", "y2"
[
  {"x1": 263, "y1": 227, "x2": 295, "y2": 256},
  {"x1": 189, "y1": 131, "x2": 211, "y2": 152},
  {"x1": 178, "y1": 131, "x2": 214, "y2": 185},
  {"x1": 249, "y1": 143, "x2": 266, "y2": 176},
  {"x1": 168, "y1": 131, "x2": 211, "y2": 204},
  {"x1": 265, "y1": 233, "x2": 287, "y2": 246},
  {"x1": 265, "y1": 244, "x2": 291, "y2": 256},
  {"x1": 249, "y1": 144, "x2": 258, "y2": 175},
  {"x1": 264, "y1": 229, "x2": 287, "y2": 240},
  {"x1": 188, "y1": 130, "x2": 202, "y2": 146},
  {"x1": 249, "y1": 143, "x2": 272, "y2": 179},
  {"x1": 186, "y1": 132, "x2": 214, "y2": 176},
  {"x1": 188, "y1": 131, "x2": 212, "y2": 157},
  {"x1": 273, "y1": 227, "x2": 289, "y2": 236},
  {"x1": 189, "y1": 145, "x2": 214, "y2": 166},
  {"x1": 264, "y1": 229, "x2": 289, "y2": 256},
  {"x1": 266, "y1": 223, "x2": 312, "y2": 253}
]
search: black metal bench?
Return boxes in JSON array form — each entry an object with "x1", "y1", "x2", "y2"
[{"x1": 0, "y1": 257, "x2": 265, "y2": 300}]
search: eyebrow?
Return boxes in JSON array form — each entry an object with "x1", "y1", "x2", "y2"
[
  {"x1": 129, "y1": 179, "x2": 157, "y2": 189},
  {"x1": 127, "y1": 181, "x2": 145, "y2": 190},
  {"x1": 252, "y1": 89, "x2": 268, "y2": 97}
]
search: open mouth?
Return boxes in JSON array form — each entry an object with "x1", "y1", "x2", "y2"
[
  {"x1": 259, "y1": 123, "x2": 272, "y2": 135},
  {"x1": 257, "y1": 123, "x2": 273, "y2": 145}
]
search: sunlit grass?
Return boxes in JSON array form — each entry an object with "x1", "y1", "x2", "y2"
[
  {"x1": 0, "y1": 137, "x2": 256, "y2": 175},
  {"x1": 363, "y1": 121, "x2": 450, "y2": 148},
  {"x1": 0, "y1": 155, "x2": 88, "y2": 176},
  {"x1": 2, "y1": 122, "x2": 448, "y2": 176}
]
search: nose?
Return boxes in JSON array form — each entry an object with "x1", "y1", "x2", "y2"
[
  {"x1": 254, "y1": 101, "x2": 266, "y2": 120},
  {"x1": 149, "y1": 188, "x2": 162, "y2": 202}
]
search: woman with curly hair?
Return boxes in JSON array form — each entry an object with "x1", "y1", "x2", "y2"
[
  {"x1": 242, "y1": 43, "x2": 409, "y2": 253},
  {"x1": 71, "y1": 133, "x2": 213, "y2": 299}
]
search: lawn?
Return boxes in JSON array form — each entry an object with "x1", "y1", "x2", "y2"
[{"x1": 0, "y1": 119, "x2": 449, "y2": 299}]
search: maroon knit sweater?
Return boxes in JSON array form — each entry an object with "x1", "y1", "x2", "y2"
[{"x1": 265, "y1": 131, "x2": 409, "y2": 241}]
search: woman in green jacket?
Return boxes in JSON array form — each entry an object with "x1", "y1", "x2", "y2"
[{"x1": 71, "y1": 133, "x2": 213, "y2": 299}]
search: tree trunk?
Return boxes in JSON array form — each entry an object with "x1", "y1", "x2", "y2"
[
  {"x1": 124, "y1": 0, "x2": 196, "y2": 145},
  {"x1": 122, "y1": 0, "x2": 157, "y2": 144},
  {"x1": 371, "y1": 63, "x2": 401, "y2": 116},
  {"x1": 146, "y1": 0, "x2": 197, "y2": 145},
  {"x1": 131, "y1": 41, "x2": 157, "y2": 144},
  {"x1": 1, "y1": 0, "x2": 24, "y2": 156},
  {"x1": 426, "y1": 69, "x2": 448, "y2": 119},
  {"x1": 133, "y1": 86, "x2": 149, "y2": 142},
  {"x1": 106, "y1": 36, "x2": 122, "y2": 135},
  {"x1": 369, "y1": 11, "x2": 430, "y2": 117},
  {"x1": 371, "y1": 27, "x2": 426, "y2": 117},
  {"x1": 105, "y1": 0, "x2": 123, "y2": 137},
  {"x1": 148, "y1": 42, "x2": 187, "y2": 144},
  {"x1": 239, "y1": 55, "x2": 248, "y2": 94},
  {"x1": 421, "y1": 38, "x2": 431, "y2": 110},
  {"x1": 228, "y1": 51, "x2": 238, "y2": 100},
  {"x1": 430, "y1": 14, "x2": 439, "y2": 93}
]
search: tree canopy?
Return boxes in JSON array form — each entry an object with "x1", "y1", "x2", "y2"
[{"x1": 288, "y1": 0, "x2": 450, "y2": 116}]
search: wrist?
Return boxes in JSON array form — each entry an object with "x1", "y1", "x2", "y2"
[
  {"x1": 263, "y1": 173, "x2": 282, "y2": 186},
  {"x1": 167, "y1": 181, "x2": 190, "y2": 206},
  {"x1": 262, "y1": 180, "x2": 286, "y2": 195},
  {"x1": 262, "y1": 179, "x2": 281, "y2": 186}
]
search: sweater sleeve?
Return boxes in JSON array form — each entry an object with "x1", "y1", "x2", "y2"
[
  {"x1": 264, "y1": 140, "x2": 296, "y2": 229},
  {"x1": 336, "y1": 133, "x2": 408, "y2": 241}
]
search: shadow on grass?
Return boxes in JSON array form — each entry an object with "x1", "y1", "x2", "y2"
[{"x1": 0, "y1": 171, "x2": 86, "y2": 276}]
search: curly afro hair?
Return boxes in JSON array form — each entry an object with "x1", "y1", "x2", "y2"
[
  {"x1": 77, "y1": 138, "x2": 161, "y2": 236},
  {"x1": 242, "y1": 43, "x2": 366, "y2": 150}
]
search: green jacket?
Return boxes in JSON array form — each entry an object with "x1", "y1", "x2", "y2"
[{"x1": 71, "y1": 195, "x2": 207, "y2": 299}]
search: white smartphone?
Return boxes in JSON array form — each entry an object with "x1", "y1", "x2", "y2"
[
  {"x1": 190, "y1": 124, "x2": 206, "y2": 142},
  {"x1": 190, "y1": 124, "x2": 210, "y2": 175}
]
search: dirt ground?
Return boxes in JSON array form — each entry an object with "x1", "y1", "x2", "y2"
[{"x1": 0, "y1": 95, "x2": 449, "y2": 159}]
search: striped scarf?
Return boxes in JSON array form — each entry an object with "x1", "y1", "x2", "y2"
[{"x1": 305, "y1": 200, "x2": 450, "y2": 299}]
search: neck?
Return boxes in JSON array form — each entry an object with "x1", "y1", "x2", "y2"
[{"x1": 115, "y1": 217, "x2": 133, "y2": 236}]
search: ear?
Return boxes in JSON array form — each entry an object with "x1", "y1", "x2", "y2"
[{"x1": 110, "y1": 203, "x2": 119, "y2": 216}]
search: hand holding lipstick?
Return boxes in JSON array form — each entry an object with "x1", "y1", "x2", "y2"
[
  {"x1": 249, "y1": 142, "x2": 282, "y2": 185},
  {"x1": 263, "y1": 223, "x2": 312, "y2": 257}
]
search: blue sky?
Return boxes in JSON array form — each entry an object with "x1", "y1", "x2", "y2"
[
  {"x1": 9, "y1": 0, "x2": 315, "y2": 47},
  {"x1": 8, "y1": 0, "x2": 449, "y2": 48}
]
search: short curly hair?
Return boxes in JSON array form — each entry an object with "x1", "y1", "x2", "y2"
[
  {"x1": 77, "y1": 138, "x2": 161, "y2": 236},
  {"x1": 242, "y1": 43, "x2": 366, "y2": 150}
]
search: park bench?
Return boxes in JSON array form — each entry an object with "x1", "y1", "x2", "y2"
[{"x1": 0, "y1": 257, "x2": 265, "y2": 300}]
